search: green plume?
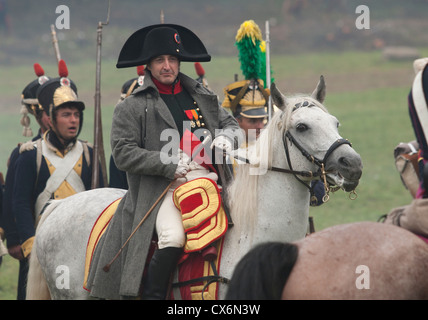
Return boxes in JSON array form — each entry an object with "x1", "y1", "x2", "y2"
[{"x1": 235, "y1": 20, "x2": 263, "y2": 80}]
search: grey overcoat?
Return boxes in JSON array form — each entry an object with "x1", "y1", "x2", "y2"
[{"x1": 86, "y1": 71, "x2": 242, "y2": 299}]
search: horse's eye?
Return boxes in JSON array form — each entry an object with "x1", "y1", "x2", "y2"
[{"x1": 296, "y1": 123, "x2": 308, "y2": 132}]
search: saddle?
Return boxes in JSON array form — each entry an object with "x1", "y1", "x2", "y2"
[
  {"x1": 83, "y1": 178, "x2": 229, "y2": 299},
  {"x1": 170, "y1": 178, "x2": 228, "y2": 300}
]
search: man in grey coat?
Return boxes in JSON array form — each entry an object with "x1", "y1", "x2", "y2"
[{"x1": 86, "y1": 24, "x2": 242, "y2": 300}]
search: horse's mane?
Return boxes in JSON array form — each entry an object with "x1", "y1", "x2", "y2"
[
  {"x1": 225, "y1": 242, "x2": 299, "y2": 300},
  {"x1": 227, "y1": 108, "x2": 287, "y2": 237},
  {"x1": 227, "y1": 94, "x2": 327, "y2": 237}
]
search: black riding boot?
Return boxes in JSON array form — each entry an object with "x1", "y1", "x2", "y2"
[{"x1": 141, "y1": 247, "x2": 182, "y2": 300}]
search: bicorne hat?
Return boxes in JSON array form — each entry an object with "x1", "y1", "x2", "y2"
[{"x1": 116, "y1": 24, "x2": 211, "y2": 68}]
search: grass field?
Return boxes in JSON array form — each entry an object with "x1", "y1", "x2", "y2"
[{"x1": 0, "y1": 49, "x2": 424, "y2": 299}]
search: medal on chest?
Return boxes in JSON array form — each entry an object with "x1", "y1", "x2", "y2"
[
  {"x1": 185, "y1": 109, "x2": 200, "y2": 128},
  {"x1": 184, "y1": 101, "x2": 204, "y2": 128}
]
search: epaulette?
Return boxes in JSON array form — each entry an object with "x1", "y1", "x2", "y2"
[
  {"x1": 18, "y1": 139, "x2": 43, "y2": 183},
  {"x1": 19, "y1": 139, "x2": 39, "y2": 153},
  {"x1": 79, "y1": 139, "x2": 94, "y2": 148}
]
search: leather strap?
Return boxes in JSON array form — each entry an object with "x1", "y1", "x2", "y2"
[
  {"x1": 229, "y1": 81, "x2": 250, "y2": 114},
  {"x1": 35, "y1": 140, "x2": 84, "y2": 217}
]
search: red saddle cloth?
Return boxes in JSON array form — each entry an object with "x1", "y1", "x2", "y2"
[
  {"x1": 171, "y1": 178, "x2": 228, "y2": 300},
  {"x1": 83, "y1": 178, "x2": 228, "y2": 299},
  {"x1": 172, "y1": 239, "x2": 225, "y2": 300}
]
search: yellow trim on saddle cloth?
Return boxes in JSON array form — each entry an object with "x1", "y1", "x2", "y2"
[
  {"x1": 185, "y1": 206, "x2": 227, "y2": 253},
  {"x1": 191, "y1": 239, "x2": 224, "y2": 300},
  {"x1": 173, "y1": 178, "x2": 228, "y2": 253},
  {"x1": 83, "y1": 198, "x2": 122, "y2": 290},
  {"x1": 173, "y1": 178, "x2": 221, "y2": 231}
]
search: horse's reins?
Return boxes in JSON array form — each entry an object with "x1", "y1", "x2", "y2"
[{"x1": 233, "y1": 129, "x2": 355, "y2": 205}]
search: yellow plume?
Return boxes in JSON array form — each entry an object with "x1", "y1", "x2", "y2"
[
  {"x1": 260, "y1": 41, "x2": 266, "y2": 53},
  {"x1": 235, "y1": 20, "x2": 263, "y2": 46}
]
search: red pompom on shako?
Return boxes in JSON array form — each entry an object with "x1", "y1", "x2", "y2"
[
  {"x1": 34, "y1": 63, "x2": 49, "y2": 85},
  {"x1": 33, "y1": 63, "x2": 45, "y2": 77},
  {"x1": 58, "y1": 59, "x2": 69, "y2": 78},
  {"x1": 137, "y1": 65, "x2": 145, "y2": 76},
  {"x1": 194, "y1": 62, "x2": 205, "y2": 77},
  {"x1": 58, "y1": 59, "x2": 70, "y2": 86},
  {"x1": 137, "y1": 65, "x2": 145, "y2": 86}
]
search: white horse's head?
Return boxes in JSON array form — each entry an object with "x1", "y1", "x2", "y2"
[
  {"x1": 227, "y1": 77, "x2": 363, "y2": 242},
  {"x1": 269, "y1": 76, "x2": 363, "y2": 193}
]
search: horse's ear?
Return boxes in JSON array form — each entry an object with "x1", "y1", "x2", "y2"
[
  {"x1": 311, "y1": 75, "x2": 326, "y2": 103},
  {"x1": 270, "y1": 82, "x2": 287, "y2": 112}
]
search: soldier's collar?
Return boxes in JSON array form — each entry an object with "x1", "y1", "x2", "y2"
[{"x1": 152, "y1": 76, "x2": 183, "y2": 94}]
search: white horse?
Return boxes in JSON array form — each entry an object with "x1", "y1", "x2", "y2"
[{"x1": 27, "y1": 77, "x2": 363, "y2": 300}]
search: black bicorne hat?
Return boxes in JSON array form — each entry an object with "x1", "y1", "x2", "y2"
[{"x1": 116, "y1": 24, "x2": 211, "y2": 68}]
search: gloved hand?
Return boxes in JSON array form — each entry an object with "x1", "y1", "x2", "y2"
[
  {"x1": 210, "y1": 136, "x2": 233, "y2": 154},
  {"x1": 174, "y1": 149, "x2": 190, "y2": 179},
  {"x1": 189, "y1": 160, "x2": 206, "y2": 171}
]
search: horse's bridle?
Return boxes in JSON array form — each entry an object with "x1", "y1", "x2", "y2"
[
  {"x1": 233, "y1": 129, "x2": 356, "y2": 205},
  {"x1": 281, "y1": 130, "x2": 356, "y2": 204}
]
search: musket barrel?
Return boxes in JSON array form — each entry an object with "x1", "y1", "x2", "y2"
[
  {"x1": 91, "y1": 19, "x2": 108, "y2": 188},
  {"x1": 50, "y1": 24, "x2": 61, "y2": 64}
]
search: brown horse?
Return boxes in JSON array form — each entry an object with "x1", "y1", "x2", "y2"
[{"x1": 226, "y1": 222, "x2": 428, "y2": 300}]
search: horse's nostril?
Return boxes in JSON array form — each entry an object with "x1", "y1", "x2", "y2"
[
  {"x1": 337, "y1": 156, "x2": 363, "y2": 180},
  {"x1": 339, "y1": 157, "x2": 351, "y2": 168}
]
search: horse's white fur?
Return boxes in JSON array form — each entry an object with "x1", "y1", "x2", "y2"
[
  {"x1": 26, "y1": 83, "x2": 362, "y2": 300},
  {"x1": 228, "y1": 95, "x2": 328, "y2": 240},
  {"x1": 26, "y1": 200, "x2": 61, "y2": 300},
  {"x1": 218, "y1": 95, "x2": 346, "y2": 298},
  {"x1": 27, "y1": 188, "x2": 127, "y2": 300}
]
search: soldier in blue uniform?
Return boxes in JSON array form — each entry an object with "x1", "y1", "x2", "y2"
[
  {"x1": 11, "y1": 60, "x2": 103, "y2": 298},
  {"x1": 1, "y1": 63, "x2": 51, "y2": 299}
]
